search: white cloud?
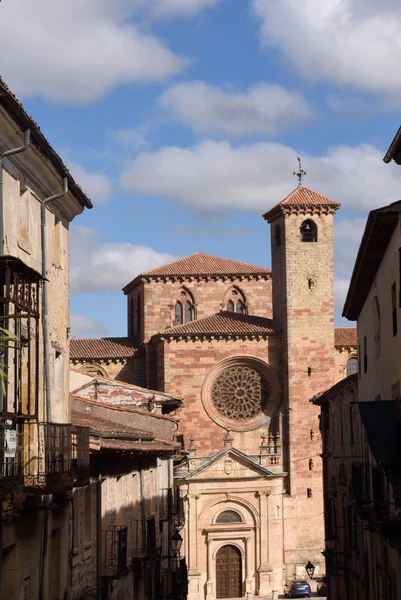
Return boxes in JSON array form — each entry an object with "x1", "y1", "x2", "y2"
[
  {"x1": 68, "y1": 161, "x2": 113, "y2": 202},
  {"x1": 334, "y1": 278, "x2": 355, "y2": 324},
  {"x1": 0, "y1": 0, "x2": 187, "y2": 103},
  {"x1": 70, "y1": 315, "x2": 109, "y2": 338},
  {"x1": 121, "y1": 140, "x2": 401, "y2": 213},
  {"x1": 159, "y1": 81, "x2": 311, "y2": 136},
  {"x1": 70, "y1": 226, "x2": 176, "y2": 293},
  {"x1": 145, "y1": 0, "x2": 222, "y2": 19},
  {"x1": 113, "y1": 127, "x2": 150, "y2": 150},
  {"x1": 251, "y1": 0, "x2": 401, "y2": 100}
]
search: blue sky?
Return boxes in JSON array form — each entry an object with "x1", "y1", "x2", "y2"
[{"x1": 2, "y1": 0, "x2": 401, "y2": 337}]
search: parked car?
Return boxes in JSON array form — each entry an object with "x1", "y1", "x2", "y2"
[
  {"x1": 317, "y1": 577, "x2": 328, "y2": 596},
  {"x1": 284, "y1": 580, "x2": 311, "y2": 598}
]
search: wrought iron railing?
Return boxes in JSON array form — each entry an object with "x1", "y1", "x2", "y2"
[{"x1": 102, "y1": 526, "x2": 128, "y2": 578}]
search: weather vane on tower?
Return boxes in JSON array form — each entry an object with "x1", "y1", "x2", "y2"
[{"x1": 293, "y1": 157, "x2": 306, "y2": 186}]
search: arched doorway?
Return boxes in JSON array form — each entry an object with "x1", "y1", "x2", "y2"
[{"x1": 216, "y1": 545, "x2": 242, "y2": 598}]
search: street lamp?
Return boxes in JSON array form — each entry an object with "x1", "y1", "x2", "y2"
[
  {"x1": 305, "y1": 561, "x2": 315, "y2": 580},
  {"x1": 170, "y1": 529, "x2": 183, "y2": 555}
]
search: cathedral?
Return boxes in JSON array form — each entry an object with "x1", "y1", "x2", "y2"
[{"x1": 71, "y1": 185, "x2": 357, "y2": 599}]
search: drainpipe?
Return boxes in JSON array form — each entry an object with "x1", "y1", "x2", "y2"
[
  {"x1": 96, "y1": 473, "x2": 102, "y2": 600},
  {"x1": 41, "y1": 177, "x2": 68, "y2": 422},
  {"x1": 0, "y1": 129, "x2": 31, "y2": 254},
  {"x1": 0, "y1": 129, "x2": 31, "y2": 599}
]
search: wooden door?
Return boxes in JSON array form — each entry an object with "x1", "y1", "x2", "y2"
[{"x1": 216, "y1": 545, "x2": 242, "y2": 598}]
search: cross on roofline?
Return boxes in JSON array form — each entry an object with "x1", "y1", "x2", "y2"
[{"x1": 293, "y1": 157, "x2": 306, "y2": 186}]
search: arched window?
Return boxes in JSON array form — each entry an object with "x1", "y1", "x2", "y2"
[
  {"x1": 216, "y1": 510, "x2": 242, "y2": 523},
  {"x1": 225, "y1": 288, "x2": 246, "y2": 313},
  {"x1": 174, "y1": 301, "x2": 183, "y2": 326},
  {"x1": 346, "y1": 357, "x2": 358, "y2": 377},
  {"x1": 227, "y1": 300, "x2": 234, "y2": 312},
  {"x1": 300, "y1": 219, "x2": 318, "y2": 242},
  {"x1": 173, "y1": 288, "x2": 195, "y2": 326},
  {"x1": 235, "y1": 300, "x2": 245, "y2": 314},
  {"x1": 275, "y1": 224, "x2": 281, "y2": 247}
]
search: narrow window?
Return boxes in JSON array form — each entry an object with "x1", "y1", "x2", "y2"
[
  {"x1": 349, "y1": 405, "x2": 354, "y2": 445},
  {"x1": 174, "y1": 302, "x2": 183, "y2": 326},
  {"x1": 363, "y1": 336, "x2": 367, "y2": 374},
  {"x1": 275, "y1": 224, "x2": 281, "y2": 247},
  {"x1": 226, "y1": 300, "x2": 234, "y2": 312},
  {"x1": 235, "y1": 300, "x2": 245, "y2": 314},
  {"x1": 309, "y1": 459, "x2": 314, "y2": 471},
  {"x1": 136, "y1": 295, "x2": 142, "y2": 338},
  {"x1": 84, "y1": 485, "x2": 92, "y2": 542},
  {"x1": 300, "y1": 219, "x2": 317, "y2": 242},
  {"x1": 346, "y1": 357, "x2": 358, "y2": 377},
  {"x1": 307, "y1": 366, "x2": 312, "y2": 377},
  {"x1": 392, "y1": 282, "x2": 397, "y2": 337},
  {"x1": 373, "y1": 296, "x2": 380, "y2": 357},
  {"x1": 184, "y1": 301, "x2": 193, "y2": 323},
  {"x1": 307, "y1": 488, "x2": 313, "y2": 498},
  {"x1": 399, "y1": 248, "x2": 401, "y2": 307}
]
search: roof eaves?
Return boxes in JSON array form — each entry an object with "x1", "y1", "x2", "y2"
[
  {"x1": 343, "y1": 203, "x2": 401, "y2": 320},
  {"x1": 0, "y1": 77, "x2": 92, "y2": 210},
  {"x1": 383, "y1": 125, "x2": 401, "y2": 164}
]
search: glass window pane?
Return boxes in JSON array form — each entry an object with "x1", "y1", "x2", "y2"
[
  {"x1": 174, "y1": 302, "x2": 183, "y2": 326},
  {"x1": 184, "y1": 301, "x2": 192, "y2": 323}
]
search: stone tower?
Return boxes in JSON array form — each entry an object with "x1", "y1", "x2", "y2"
[{"x1": 263, "y1": 185, "x2": 341, "y2": 578}]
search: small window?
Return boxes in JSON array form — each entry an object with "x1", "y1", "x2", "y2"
[
  {"x1": 226, "y1": 300, "x2": 234, "y2": 312},
  {"x1": 275, "y1": 224, "x2": 281, "y2": 247},
  {"x1": 300, "y1": 219, "x2": 317, "y2": 242},
  {"x1": 216, "y1": 510, "x2": 242, "y2": 523},
  {"x1": 307, "y1": 488, "x2": 313, "y2": 498},
  {"x1": 346, "y1": 357, "x2": 358, "y2": 377},
  {"x1": 392, "y1": 282, "x2": 397, "y2": 337},
  {"x1": 174, "y1": 302, "x2": 183, "y2": 326},
  {"x1": 235, "y1": 300, "x2": 245, "y2": 314},
  {"x1": 363, "y1": 336, "x2": 367, "y2": 374},
  {"x1": 309, "y1": 459, "x2": 314, "y2": 471},
  {"x1": 184, "y1": 301, "x2": 193, "y2": 323}
]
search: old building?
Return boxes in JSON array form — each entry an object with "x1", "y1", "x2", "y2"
[
  {"x1": 73, "y1": 185, "x2": 357, "y2": 598},
  {"x1": 0, "y1": 77, "x2": 92, "y2": 598},
  {"x1": 314, "y1": 199, "x2": 401, "y2": 600},
  {"x1": 70, "y1": 383, "x2": 183, "y2": 600}
]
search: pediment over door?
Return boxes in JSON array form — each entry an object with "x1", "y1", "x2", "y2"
[{"x1": 184, "y1": 446, "x2": 284, "y2": 482}]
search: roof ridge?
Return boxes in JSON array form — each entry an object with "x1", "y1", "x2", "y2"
[{"x1": 71, "y1": 394, "x2": 179, "y2": 422}]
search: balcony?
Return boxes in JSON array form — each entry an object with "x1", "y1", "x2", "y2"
[
  {"x1": 72, "y1": 425, "x2": 90, "y2": 486},
  {"x1": 102, "y1": 526, "x2": 128, "y2": 579}
]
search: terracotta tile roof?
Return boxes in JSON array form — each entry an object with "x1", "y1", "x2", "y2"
[
  {"x1": 97, "y1": 438, "x2": 180, "y2": 452},
  {"x1": 71, "y1": 410, "x2": 152, "y2": 438},
  {"x1": 71, "y1": 395, "x2": 179, "y2": 423},
  {"x1": 334, "y1": 327, "x2": 357, "y2": 347},
  {"x1": 70, "y1": 337, "x2": 140, "y2": 360},
  {"x1": 156, "y1": 311, "x2": 280, "y2": 340},
  {"x1": 263, "y1": 186, "x2": 340, "y2": 222},
  {"x1": 0, "y1": 77, "x2": 92, "y2": 210},
  {"x1": 123, "y1": 253, "x2": 270, "y2": 292}
]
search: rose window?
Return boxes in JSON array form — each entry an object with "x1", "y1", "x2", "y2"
[{"x1": 211, "y1": 365, "x2": 268, "y2": 421}]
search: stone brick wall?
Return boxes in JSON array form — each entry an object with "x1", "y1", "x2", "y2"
[
  {"x1": 128, "y1": 276, "x2": 272, "y2": 342},
  {"x1": 269, "y1": 210, "x2": 338, "y2": 576}
]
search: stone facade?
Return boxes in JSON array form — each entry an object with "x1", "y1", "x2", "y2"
[{"x1": 0, "y1": 79, "x2": 91, "y2": 599}]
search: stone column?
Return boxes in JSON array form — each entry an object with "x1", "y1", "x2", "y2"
[
  {"x1": 187, "y1": 494, "x2": 201, "y2": 600},
  {"x1": 244, "y1": 536, "x2": 253, "y2": 599},
  {"x1": 257, "y1": 490, "x2": 273, "y2": 596},
  {"x1": 206, "y1": 536, "x2": 214, "y2": 600}
]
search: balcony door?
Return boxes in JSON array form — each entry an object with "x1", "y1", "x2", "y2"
[{"x1": 216, "y1": 544, "x2": 242, "y2": 598}]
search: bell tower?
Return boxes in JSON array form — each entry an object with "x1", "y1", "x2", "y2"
[{"x1": 263, "y1": 184, "x2": 340, "y2": 577}]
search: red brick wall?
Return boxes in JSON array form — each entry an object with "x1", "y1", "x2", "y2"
[
  {"x1": 160, "y1": 336, "x2": 281, "y2": 455},
  {"x1": 128, "y1": 276, "x2": 272, "y2": 342}
]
